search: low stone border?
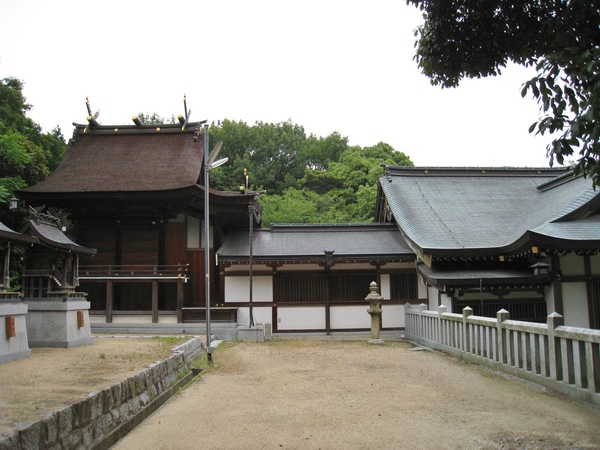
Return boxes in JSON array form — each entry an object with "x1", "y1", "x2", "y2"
[{"x1": 0, "y1": 337, "x2": 204, "y2": 450}]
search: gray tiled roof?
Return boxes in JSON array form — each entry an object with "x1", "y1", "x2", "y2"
[
  {"x1": 24, "y1": 215, "x2": 96, "y2": 255},
  {"x1": 0, "y1": 221, "x2": 38, "y2": 244},
  {"x1": 380, "y1": 167, "x2": 600, "y2": 254},
  {"x1": 417, "y1": 262, "x2": 545, "y2": 285},
  {"x1": 531, "y1": 215, "x2": 600, "y2": 242},
  {"x1": 217, "y1": 223, "x2": 414, "y2": 261}
]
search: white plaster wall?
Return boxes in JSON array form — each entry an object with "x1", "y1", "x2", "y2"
[
  {"x1": 224, "y1": 276, "x2": 273, "y2": 302},
  {"x1": 187, "y1": 216, "x2": 200, "y2": 248},
  {"x1": 560, "y1": 253, "x2": 585, "y2": 276},
  {"x1": 380, "y1": 274, "x2": 391, "y2": 299},
  {"x1": 89, "y1": 315, "x2": 106, "y2": 323},
  {"x1": 158, "y1": 315, "x2": 177, "y2": 324},
  {"x1": 237, "y1": 307, "x2": 272, "y2": 327},
  {"x1": 418, "y1": 277, "x2": 428, "y2": 300},
  {"x1": 439, "y1": 293, "x2": 452, "y2": 311},
  {"x1": 277, "y1": 307, "x2": 325, "y2": 330},
  {"x1": 186, "y1": 216, "x2": 213, "y2": 249},
  {"x1": 382, "y1": 304, "x2": 404, "y2": 328},
  {"x1": 331, "y1": 305, "x2": 370, "y2": 329},
  {"x1": 561, "y1": 282, "x2": 590, "y2": 328},
  {"x1": 169, "y1": 213, "x2": 185, "y2": 223},
  {"x1": 427, "y1": 286, "x2": 438, "y2": 309}
]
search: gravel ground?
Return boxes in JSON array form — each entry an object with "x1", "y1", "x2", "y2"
[{"x1": 112, "y1": 339, "x2": 600, "y2": 450}]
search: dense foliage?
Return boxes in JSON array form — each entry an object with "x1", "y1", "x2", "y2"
[
  {"x1": 0, "y1": 76, "x2": 66, "y2": 289},
  {"x1": 209, "y1": 119, "x2": 413, "y2": 226},
  {"x1": 0, "y1": 77, "x2": 66, "y2": 217},
  {"x1": 408, "y1": 0, "x2": 600, "y2": 183}
]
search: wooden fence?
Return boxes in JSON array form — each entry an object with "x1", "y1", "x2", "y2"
[{"x1": 404, "y1": 303, "x2": 600, "y2": 407}]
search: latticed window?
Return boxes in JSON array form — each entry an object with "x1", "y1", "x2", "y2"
[
  {"x1": 329, "y1": 273, "x2": 376, "y2": 302},
  {"x1": 274, "y1": 272, "x2": 378, "y2": 303},
  {"x1": 274, "y1": 273, "x2": 326, "y2": 302},
  {"x1": 390, "y1": 272, "x2": 418, "y2": 300}
]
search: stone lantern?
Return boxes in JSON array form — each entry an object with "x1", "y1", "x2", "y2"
[{"x1": 365, "y1": 281, "x2": 384, "y2": 345}]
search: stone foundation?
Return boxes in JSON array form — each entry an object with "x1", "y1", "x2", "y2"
[
  {"x1": 0, "y1": 301, "x2": 31, "y2": 364},
  {"x1": 25, "y1": 298, "x2": 92, "y2": 348},
  {"x1": 237, "y1": 325, "x2": 265, "y2": 342}
]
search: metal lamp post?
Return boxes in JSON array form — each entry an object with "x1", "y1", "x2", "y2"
[
  {"x1": 203, "y1": 125, "x2": 227, "y2": 363},
  {"x1": 3, "y1": 198, "x2": 19, "y2": 290}
]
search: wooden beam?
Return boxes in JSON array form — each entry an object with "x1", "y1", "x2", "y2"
[{"x1": 152, "y1": 280, "x2": 159, "y2": 323}]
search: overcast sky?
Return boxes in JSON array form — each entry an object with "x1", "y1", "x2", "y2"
[{"x1": 1, "y1": 0, "x2": 554, "y2": 168}]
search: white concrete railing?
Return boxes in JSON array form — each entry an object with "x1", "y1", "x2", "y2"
[{"x1": 404, "y1": 304, "x2": 600, "y2": 407}]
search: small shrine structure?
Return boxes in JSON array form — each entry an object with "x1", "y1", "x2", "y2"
[
  {"x1": 0, "y1": 220, "x2": 38, "y2": 362},
  {"x1": 21, "y1": 208, "x2": 96, "y2": 347}
]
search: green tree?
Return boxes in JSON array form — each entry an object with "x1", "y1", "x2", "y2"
[
  {"x1": 408, "y1": 0, "x2": 600, "y2": 182},
  {"x1": 209, "y1": 120, "x2": 414, "y2": 224},
  {"x1": 136, "y1": 112, "x2": 178, "y2": 125},
  {"x1": 297, "y1": 132, "x2": 349, "y2": 170},
  {"x1": 260, "y1": 188, "x2": 319, "y2": 226},
  {"x1": 209, "y1": 119, "x2": 307, "y2": 195},
  {"x1": 329, "y1": 142, "x2": 412, "y2": 192},
  {"x1": 0, "y1": 77, "x2": 66, "y2": 208}
]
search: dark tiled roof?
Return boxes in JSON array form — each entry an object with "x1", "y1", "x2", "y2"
[
  {"x1": 531, "y1": 215, "x2": 600, "y2": 243},
  {"x1": 217, "y1": 223, "x2": 414, "y2": 262},
  {"x1": 0, "y1": 221, "x2": 38, "y2": 244},
  {"x1": 379, "y1": 167, "x2": 600, "y2": 254},
  {"x1": 417, "y1": 262, "x2": 547, "y2": 286},
  {"x1": 23, "y1": 123, "x2": 205, "y2": 193},
  {"x1": 23, "y1": 213, "x2": 96, "y2": 255}
]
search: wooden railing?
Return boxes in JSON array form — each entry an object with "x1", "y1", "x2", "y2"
[
  {"x1": 404, "y1": 303, "x2": 600, "y2": 408},
  {"x1": 78, "y1": 264, "x2": 188, "y2": 279}
]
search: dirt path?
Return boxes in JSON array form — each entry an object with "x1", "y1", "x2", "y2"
[
  {"x1": 113, "y1": 340, "x2": 600, "y2": 450},
  {"x1": 0, "y1": 335, "x2": 187, "y2": 436}
]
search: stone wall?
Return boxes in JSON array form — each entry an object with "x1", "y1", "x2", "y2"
[{"x1": 0, "y1": 336, "x2": 203, "y2": 450}]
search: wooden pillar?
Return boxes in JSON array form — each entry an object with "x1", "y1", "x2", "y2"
[
  {"x1": 272, "y1": 267, "x2": 278, "y2": 332},
  {"x1": 158, "y1": 221, "x2": 166, "y2": 266},
  {"x1": 106, "y1": 280, "x2": 113, "y2": 323},
  {"x1": 152, "y1": 280, "x2": 159, "y2": 323},
  {"x1": 552, "y1": 255, "x2": 564, "y2": 315},
  {"x1": 584, "y1": 255, "x2": 597, "y2": 329},
  {"x1": 177, "y1": 279, "x2": 184, "y2": 323},
  {"x1": 324, "y1": 251, "x2": 334, "y2": 335},
  {"x1": 325, "y1": 270, "x2": 331, "y2": 335}
]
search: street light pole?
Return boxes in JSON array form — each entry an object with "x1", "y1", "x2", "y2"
[
  {"x1": 248, "y1": 204, "x2": 254, "y2": 327},
  {"x1": 203, "y1": 125, "x2": 227, "y2": 364},
  {"x1": 3, "y1": 198, "x2": 18, "y2": 290},
  {"x1": 204, "y1": 125, "x2": 212, "y2": 363}
]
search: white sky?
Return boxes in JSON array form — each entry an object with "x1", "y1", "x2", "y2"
[{"x1": 1, "y1": 0, "x2": 553, "y2": 168}]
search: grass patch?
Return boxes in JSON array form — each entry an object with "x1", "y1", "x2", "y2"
[
  {"x1": 177, "y1": 367, "x2": 190, "y2": 381},
  {"x1": 152, "y1": 335, "x2": 188, "y2": 351}
]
